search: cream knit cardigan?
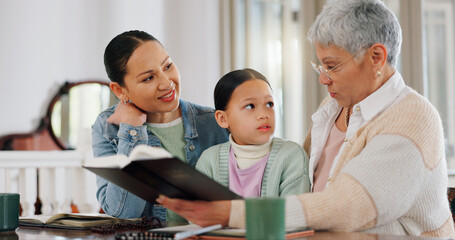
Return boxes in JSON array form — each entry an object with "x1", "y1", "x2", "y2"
[{"x1": 228, "y1": 90, "x2": 455, "y2": 238}]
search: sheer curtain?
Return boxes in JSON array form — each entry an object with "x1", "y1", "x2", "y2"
[
  {"x1": 391, "y1": 0, "x2": 455, "y2": 172},
  {"x1": 220, "y1": 0, "x2": 324, "y2": 144},
  {"x1": 422, "y1": 0, "x2": 455, "y2": 170}
]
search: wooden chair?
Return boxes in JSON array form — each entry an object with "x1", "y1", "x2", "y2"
[{"x1": 448, "y1": 187, "x2": 455, "y2": 220}]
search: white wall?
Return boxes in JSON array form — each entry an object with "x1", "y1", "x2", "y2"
[
  {"x1": 0, "y1": 0, "x2": 220, "y2": 137},
  {"x1": 163, "y1": 0, "x2": 221, "y2": 107}
]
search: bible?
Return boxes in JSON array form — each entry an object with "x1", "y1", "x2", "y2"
[
  {"x1": 19, "y1": 213, "x2": 141, "y2": 230},
  {"x1": 83, "y1": 145, "x2": 242, "y2": 203}
]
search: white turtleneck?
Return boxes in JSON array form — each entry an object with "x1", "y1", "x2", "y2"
[{"x1": 229, "y1": 134, "x2": 273, "y2": 169}]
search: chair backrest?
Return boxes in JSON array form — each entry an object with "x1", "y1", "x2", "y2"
[
  {"x1": 0, "y1": 128, "x2": 62, "y2": 150},
  {"x1": 447, "y1": 187, "x2": 455, "y2": 220}
]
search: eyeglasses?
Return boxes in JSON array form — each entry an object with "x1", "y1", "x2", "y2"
[{"x1": 310, "y1": 49, "x2": 364, "y2": 81}]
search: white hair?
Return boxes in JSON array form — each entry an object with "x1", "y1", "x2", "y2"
[{"x1": 307, "y1": 0, "x2": 402, "y2": 67}]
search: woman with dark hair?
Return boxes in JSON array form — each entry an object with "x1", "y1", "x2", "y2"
[
  {"x1": 196, "y1": 68, "x2": 310, "y2": 198},
  {"x1": 91, "y1": 30, "x2": 229, "y2": 223}
]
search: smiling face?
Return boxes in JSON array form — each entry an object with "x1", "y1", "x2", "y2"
[
  {"x1": 315, "y1": 43, "x2": 381, "y2": 107},
  {"x1": 216, "y1": 79, "x2": 275, "y2": 145},
  {"x1": 121, "y1": 40, "x2": 180, "y2": 119}
]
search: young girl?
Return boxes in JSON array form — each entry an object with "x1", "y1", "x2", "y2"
[{"x1": 196, "y1": 68, "x2": 310, "y2": 198}]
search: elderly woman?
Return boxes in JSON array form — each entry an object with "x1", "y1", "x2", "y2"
[{"x1": 158, "y1": 0, "x2": 454, "y2": 237}]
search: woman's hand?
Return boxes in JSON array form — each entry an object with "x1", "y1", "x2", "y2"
[
  {"x1": 157, "y1": 195, "x2": 231, "y2": 227},
  {"x1": 107, "y1": 100, "x2": 146, "y2": 126}
]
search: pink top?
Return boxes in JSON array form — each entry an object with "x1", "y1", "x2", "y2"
[
  {"x1": 228, "y1": 147, "x2": 270, "y2": 197},
  {"x1": 313, "y1": 123, "x2": 345, "y2": 192}
]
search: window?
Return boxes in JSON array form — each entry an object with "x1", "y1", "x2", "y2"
[
  {"x1": 423, "y1": 0, "x2": 455, "y2": 169},
  {"x1": 221, "y1": 0, "x2": 313, "y2": 144},
  {"x1": 227, "y1": 0, "x2": 286, "y2": 139}
]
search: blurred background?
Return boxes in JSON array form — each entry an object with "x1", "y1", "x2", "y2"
[{"x1": 0, "y1": 0, "x2": 454, "y2": 170}]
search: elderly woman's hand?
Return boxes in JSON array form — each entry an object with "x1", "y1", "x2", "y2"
[
  {"x1": 157, "y1": 195, "x2": 231, "y2": 227},
  {"x1": 107, "y1": 100, "x2": 147, "y2": 127}
]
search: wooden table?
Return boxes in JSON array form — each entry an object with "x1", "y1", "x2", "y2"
[{"x1": 2, "y1": 226, "x2": 449, "y2": 240}]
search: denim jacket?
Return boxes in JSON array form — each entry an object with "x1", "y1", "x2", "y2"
[{"x1": 91, "y1": 99, "x2": 229, "y2": 220}]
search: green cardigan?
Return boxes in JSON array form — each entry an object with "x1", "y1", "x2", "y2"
[{"x1": 196, "y1": 137, "x2": 310, "y2": 197}]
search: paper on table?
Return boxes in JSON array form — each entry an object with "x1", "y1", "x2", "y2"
[
  {"x1": 150, "y1": 224, "x2": 313, "y2": 238},
  {"x1": 174, "y1": 224, "x2": 222, "y2": 240}
]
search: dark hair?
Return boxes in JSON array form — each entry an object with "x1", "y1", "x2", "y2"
[
  {"x1": 214, "y1": 68, "x2": 270, "y2": 111},
  {"x1": 104, "y1": 30, "x2": 161, "y2": 86}
]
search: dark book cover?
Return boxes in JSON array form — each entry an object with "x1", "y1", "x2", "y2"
[{"x1": 84, "y1": 146, "x2": 242, "y2": 203}]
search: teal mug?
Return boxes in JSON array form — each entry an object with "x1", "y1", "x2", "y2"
[
  {"x1": 0, "y1": 193, "x2": 20, "y2": 232},
  {"x1": 245, "y1": 197, "x2": 285, "y2": 240}
]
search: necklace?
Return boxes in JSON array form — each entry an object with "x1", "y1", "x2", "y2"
[{"x1": 345, "y1": 107, "x2": 351, "y2": 128}]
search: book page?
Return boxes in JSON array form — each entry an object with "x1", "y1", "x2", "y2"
[
  {"x1": 84, "y1": 145, "x2": 173, "y2": 169},
  {"x1": 128, "y1": 145, "x2": 172, "y2": 160},
  {"x1": 44, "y1": 213, "x2": 117, "y2": 224},
  {"x1": 51, "y1": 218, "x2": 139, "y2": 228},
  {"x1": 20, "y1": 213, "x2": 141, "y2": 228},
  {"x1": 20, "y1": 215, "x2": 53, "y2": 225},
  {"x1": 20, "y1": 213, "x2": 117, "y2": 225},
  {"x1": 83, "y1": 154, "x2": 129, "y2": 168}
]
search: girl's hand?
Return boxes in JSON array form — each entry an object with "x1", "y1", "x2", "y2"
[
  {"x1": 157, "y1": 195, "x2": 231, "y2": 227},
  {"x1": 107, "y1": 100, "x2": 147, "y2": 127}
]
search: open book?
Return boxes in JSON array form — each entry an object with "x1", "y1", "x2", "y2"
[
  {"x1": 149, "y1": 224, "x2": 314, "y2": 239},
  {"x1": 19, "y1": 213, "x2": 141, "y2": 230},
  {"x1": 83, "y1": 145, "x2": 242, "y2": 203}
]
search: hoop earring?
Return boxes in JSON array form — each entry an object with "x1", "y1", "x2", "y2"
[{"x1": 376, "y1": 71, "x2": 382, "y2": 78}]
